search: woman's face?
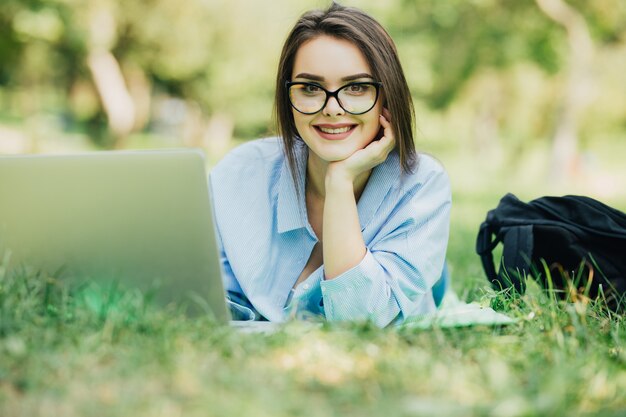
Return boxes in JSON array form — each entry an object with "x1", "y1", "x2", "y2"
[{"x1": 290, "y1": 35, "x2": 382, "y2": 164}]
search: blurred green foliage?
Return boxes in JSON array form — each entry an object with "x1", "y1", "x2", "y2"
[{"x1": 0, "y1": 0, "x2": 625, "y2": 172}]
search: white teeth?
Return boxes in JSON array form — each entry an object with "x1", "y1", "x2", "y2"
[{"x1": 319, "y1": 126, "x2": 351, "y2": 134}]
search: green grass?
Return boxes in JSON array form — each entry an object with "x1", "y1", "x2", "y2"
[{"x1": 1, "y1": 265, "x2": 625, "y2": 416}]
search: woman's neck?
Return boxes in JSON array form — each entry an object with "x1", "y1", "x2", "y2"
[{"x1": 305, "y1": 154, "x2": 371, "y2": 201}]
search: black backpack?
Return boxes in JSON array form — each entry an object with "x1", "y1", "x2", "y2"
[{"x1": 476, "y1": 193, "x2": 626, "y2": 310}]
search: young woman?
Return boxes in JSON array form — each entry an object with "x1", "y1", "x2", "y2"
[{"x1": 210, "y1": 3, "x2": 451, "y2": 327}]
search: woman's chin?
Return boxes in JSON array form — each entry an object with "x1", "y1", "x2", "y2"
[
  {"x1": 305, "y1": 134, "x2": 374, "y2": 164},
  {"x1": 314, "y1": 150, "x2": 354, "y2": 163}
]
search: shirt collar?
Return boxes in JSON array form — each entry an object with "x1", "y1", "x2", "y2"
[{"x1": 277, "y1": 141, "x2": 401, "y2": 233}]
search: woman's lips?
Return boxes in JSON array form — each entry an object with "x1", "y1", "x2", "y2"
[{"x1": 313, "y1": 124, "x2": 357, "y2": 140}]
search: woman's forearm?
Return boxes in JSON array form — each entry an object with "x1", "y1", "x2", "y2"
[{"x1": 322, "y1": 173, "x2": 367, "y2": 279}]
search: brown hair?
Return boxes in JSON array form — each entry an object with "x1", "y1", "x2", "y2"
[{"x1": 274, "y1": 2, "x2": 417, "y2": 187}]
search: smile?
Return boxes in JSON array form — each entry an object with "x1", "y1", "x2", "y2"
[
  {"x1": 319, "y1": 126, "x2": 351, "y2": 134},
  {"x1": 313, "y1": 124, "x2": 357, "y2": 140}
]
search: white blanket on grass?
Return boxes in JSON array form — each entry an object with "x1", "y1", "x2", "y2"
[{"x1": 400, "y1": 292, "x2": 516, "y2": 329}]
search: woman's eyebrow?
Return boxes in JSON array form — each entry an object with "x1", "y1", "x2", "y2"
[
  {"x1": 341, "y1": 73, "x2": 374, "y2": 82},
  {"x1": 293, "y1": 73, "x2": 324, "y2": 81},
  {"x1": 293, "y1": 72, "x2": 374, "y2": 82}
]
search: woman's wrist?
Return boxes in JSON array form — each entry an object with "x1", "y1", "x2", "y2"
[{"x1": 324, "y1": 166, "x2": 354, "y2": 194}]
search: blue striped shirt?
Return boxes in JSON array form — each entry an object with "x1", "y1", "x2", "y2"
[{"x1": 209, "y1": 137, "x2": 451, "y2": 327}]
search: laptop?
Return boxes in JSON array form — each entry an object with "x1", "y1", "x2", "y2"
[{"x1": 0, "y1": 149, "x2": 231, "y2": 323}]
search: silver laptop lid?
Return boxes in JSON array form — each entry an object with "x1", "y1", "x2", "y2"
[{"x1": 0, "y1": 149, "x2": 230, "y2": 322}]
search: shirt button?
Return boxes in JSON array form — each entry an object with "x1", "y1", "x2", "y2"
[{"x1": 303, "y1": 284, "x2": 310, "y2": 290}]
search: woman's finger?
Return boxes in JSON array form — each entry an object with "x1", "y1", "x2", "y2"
[
  {"x1": 379, "y1": 113, "x2": 395, "y2": 150},
  {"x1": 379, "y1": 113, "x2": 391, "y2": 129},
  {"x1": 382, "y1": 107, "x2": 392, "y2": 121}
]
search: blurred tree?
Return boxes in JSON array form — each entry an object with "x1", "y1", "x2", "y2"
[
  {"x1": 395, "y1": 0, "x2": 561, "y2": 108},
  {"x1": 536, "y1": 0, "x2": 594, "y2": 182},
  {"x1": 0, "y1": 2, "x2": 24, "y2": 86},
  {"x1": 393, "y1": 0, "x2": 626, "y2": 180},
  {"x1": 85, "y1": 0, "x2": 135, "y2": 147},
  {"x1": 0, "y1": 0, "x2": 323, "y2": 149}
]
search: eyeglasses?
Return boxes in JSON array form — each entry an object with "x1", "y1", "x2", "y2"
[{"x1": 286, "y1": 81, "x2": 382, "y2": 115}]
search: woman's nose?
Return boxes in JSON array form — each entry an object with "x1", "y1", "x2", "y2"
[{"x1": 322, "y1": 95, "x2": 344, "y2": 116}]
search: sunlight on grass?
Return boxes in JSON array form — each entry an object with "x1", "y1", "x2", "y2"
[{"x1": 272, "y1": 335, "x2": 376, "y2": 385}]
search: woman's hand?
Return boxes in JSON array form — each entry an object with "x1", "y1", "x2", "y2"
[{"x1": 326, "y1": 108, "x2": 396, "y2": 184}]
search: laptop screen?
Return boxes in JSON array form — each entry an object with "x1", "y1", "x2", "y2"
[{"x1": 0, "y1": 149, "x2": 230, "y2": 322}]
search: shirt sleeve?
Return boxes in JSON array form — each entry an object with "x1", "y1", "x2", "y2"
[
  {"x1": 210, "y1": 175, "x2": 264, "y2": 321},
  {"x1": 209, "y1": 174, "x2": 244, "y2": 297},
  {"x1": 320, "y1": 166, "x2": 451, "y2": 327}
]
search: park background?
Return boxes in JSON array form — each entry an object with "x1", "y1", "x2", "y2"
[{"x1": 1, "y1": 0, "x2": 626, "y2": 416}]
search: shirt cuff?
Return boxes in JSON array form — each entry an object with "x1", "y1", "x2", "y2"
[
  {"x1": 226, "y1": 298, "x2": 256, "y2": 321},
  {"x1": 320, "y1": 249, "x2": 400, "y2": 327}
]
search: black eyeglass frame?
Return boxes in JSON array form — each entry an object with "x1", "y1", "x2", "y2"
[{"x1": 285, "y1": 81, "x2": 383, "y2": 115}]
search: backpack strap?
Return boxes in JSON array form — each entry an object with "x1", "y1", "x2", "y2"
[
  {"x1": 500, "y1": 225, "x2": 533, "y2": 294},
  {"x1": 476, "y1": 221, "x2": 501, "y2": 289},
  {"x1": 476, "y1": 221, "x2": 534, "y2": 294}
]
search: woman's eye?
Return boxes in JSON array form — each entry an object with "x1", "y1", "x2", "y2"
[
  {"x1": 304, "y1": 84, "x2": 321, "y2": 93},
  {"x1": 346, "y1": 84, "x2": 367, "y2": 94}
]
